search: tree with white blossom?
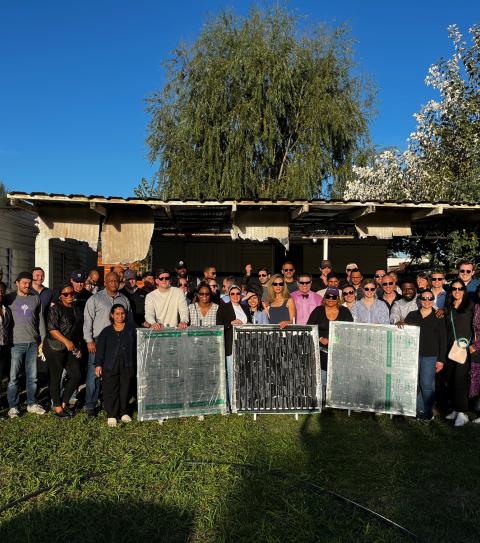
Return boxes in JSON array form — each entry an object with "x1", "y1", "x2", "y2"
[{"x1": 345, "y1": 24, "x2": 480, "y2": 203}]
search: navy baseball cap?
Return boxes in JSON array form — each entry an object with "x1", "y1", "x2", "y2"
[{"x1": 70, "y1": 270, "x2": 87, "y2": 283}]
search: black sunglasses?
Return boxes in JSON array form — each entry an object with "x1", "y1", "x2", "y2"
[
  {"x1": 343, "y1": 290, "x2": 355, "y2": 295},
  {"x1": 382, "y1": 282, "x2": 394, "y2": 286},
  {"x1": 363, "y1": 287, "x2": 376, "y2": 292},
  {"x1": 298, "y1": 280, "x2": 311, "y2": 285},
  {"x1": 61, "y1": 291, "x2": 75, "y2": 297},
  {"x1": 282, "y1": 268, "x2": 294, "y2": 272},
  {"x1": 325, "y1": 294, "x2": 338, "y2": 300},
  {"x1": 272, "y1": 282, "x2": 285, "y2": 286},
  {"x1": 451, "y1": 286, "x2": 465, "y2": 291},
  {"x1": 421, "y1": 296, "x2": 434, "y2": 301},
  {"x1": 459, "y1": 269, "x2": 472, "y2": 274}
]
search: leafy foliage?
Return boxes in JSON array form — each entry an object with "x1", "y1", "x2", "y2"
[{"x1": 139, "y1": 7, "x2": 373, "y2": 200}]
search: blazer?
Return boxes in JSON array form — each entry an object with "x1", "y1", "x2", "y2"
[{"x1": 216, "y1": 301, "x2": 251, "y2": 356}]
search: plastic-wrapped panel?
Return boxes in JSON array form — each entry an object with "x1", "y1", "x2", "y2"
[
  {"x1": 137, "y1": 327, "x2": 227, "y2": 421},
  {"x1": 232, "y1": 325, "x2": 321, "y2": 413},
  {"x1": 326, "y1": 322, "x2": 419, "y2": 416}
]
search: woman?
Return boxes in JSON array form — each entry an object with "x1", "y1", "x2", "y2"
[
  {"x1": 416, "y1": 272, "x2": 431, "y2": 294},
  {"x1": 307, "y1": 287, "x2": 353, "y2": 396},
  {"x1": 265, "y1": 274, "x2": 296, "y2": 329},
  {"x1": 444, "y1": 279, "x2": 474, "y2": 426},
  {"x1": 402, "y1": 288, "x2": 447, "y2": 422},
  {"x1": 188, "y1": 282, "x2": 218, "y2": 326},
  {"x1": 0, "y1": 283, "x2": 12, "y2": 402},
  {"x1": 216, "y1": 284, "x2": 251, "y2": 408},
  {"x1": 44, "y1": 283, "x2": 83, "y2": 419},
  {"x1": 341, "y1": 285, "x2": 356, "y2": 311},
  {"x1": 244, "y1": 288, "x2": 269, "y2": 324},
  {"x1": 351, "y1": 279, "x2": 390, "y2": 324},
  {"x1": 95, "y1": 304, "x2": 136, "y2": 427}
]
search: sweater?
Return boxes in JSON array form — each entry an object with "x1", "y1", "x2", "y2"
[
  {"x1": 144, "y1": 287, "x2": 189, "y2": 328},
  {"x1": 405, "y1": 309, "x2": 447, "y2": 362}
]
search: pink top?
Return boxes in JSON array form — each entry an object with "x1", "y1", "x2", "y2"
[{"x1": 291, "y1": 290, "x2": 323, "y2": 325}]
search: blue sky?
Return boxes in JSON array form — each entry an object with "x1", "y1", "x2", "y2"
[{"x1": 1, "y1": 1, "x2": 478, "y2": 197}]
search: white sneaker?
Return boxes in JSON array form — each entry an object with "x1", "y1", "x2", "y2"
[
  {"x1": 120, "y1": 414, "x2": 132, "y2": 423},
  {"x1": 446, "y1": 411, "x2": 458, "y2": 420},
  {"x1": 473, "y1": 417, "x2": 480, "y2": 424},
  {"x1": 198, "y1": 415, "x2": 205, "y2": 421},
  {"x1": 107, "y1": 418, "x2": 117, "y2": 427},
  {"x1": 8, "y1": 407, "x2": 19, "y2": 418},
  {"x1": 454, "y1": 412, "x2": 469, "y2": 427},
  {"x1": 27, "y1": 404, "x2": 46, "y2": 415}
]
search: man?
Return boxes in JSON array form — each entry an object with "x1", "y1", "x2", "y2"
[
  {"x1": 142, "y1": 271, "x2": 156, "y2": 293},
  {"x1": 70, "y1": 270, "x2": 92, "y2": 311},
  {"x1": 457, "y1": 261, "x2": 479, "y2": 302},
  {"x1": 85, "y1": 269, "x2": 100, "y2": 294},
  {"x1": 281, "y1": 261, "x2": 298, "y2": 293},
  {"x1": 345, "y1": 263, "x2": 358, "y2": 283},
  {"x1": 317, "y1": 260, "x2": 332, "y2": 290},
  {"x1": 318, "y1": 272, "x2": 340, "y2": 297},
  {"x1": 257, "y1": 267, "x2": 271, "y2": 302},
  {"x1": 121, "y1": 269, "x2": 148, "y2": 326},
  {"x1": 145, "y1": 269, "x2": 189, "y2": 330},
  {"x1": 221, "y1": 275, "x2": 237, "y2": 303},
  {"x1": 112, "y1": 265, "x2": 125, "y2": 289},
  {"x1": 390, "y1": 279, "x2": 418, "y2": 324},
  {"x1": 291, "y1": 273, "x2": 322, "y2": 325},
  {"x1": 374, "y1": 268, "x2": 387, "y2": 296},
  {"x1": 379, "y1": 273, "x2": 401, "y2": 314},
  {"x1": 30, "y1": 267, "x2": 53, "y2": 319},
  {"x1": 202, "y1": 265, "x2": 217, "y2": 283},
  {"x1": 6, "y1": 272, "x2": 46, "y2": 417},
  {"x1": 430, "y1": 270, "x2": 447, "y2": 310},
  {"x1": 349, "y1": 269, "x2": 363, "y2": 300},
  {"x1": 83, "y1": 272, "x2": 131, "y2": 416},
  {"x1": 174, "y1": 260, "x2": 197, "y2": 295},
  {"x1": 207, "y1": 279, "x2": 221, "y2": 304}
]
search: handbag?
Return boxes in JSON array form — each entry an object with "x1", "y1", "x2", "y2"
[{"x1": 448, "y1": 312, "x2": 470, "y2": 364}]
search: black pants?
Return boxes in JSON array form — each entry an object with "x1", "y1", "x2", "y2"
[
  {"x1": 445, "y1": 357, "x2": 470, "y2": 412},
  {"x1": 45, "y1": 344, "x2": 82, "y2": 408},
  {"x1": 0, "y1": 345, "x2": 10, "y2": 380},
  {"x1": 102, "y1": 361, "x2": 134, "y2": 418}
]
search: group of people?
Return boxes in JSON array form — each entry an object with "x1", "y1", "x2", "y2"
[{"x1": 1, "y1": 258, "x2": 480, "y2": 426}]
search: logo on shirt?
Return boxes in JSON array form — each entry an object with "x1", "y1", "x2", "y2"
[{"x1": 21, "y1": 303, "x2": 29, "y2": 315}]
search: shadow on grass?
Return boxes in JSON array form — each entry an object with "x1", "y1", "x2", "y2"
[{"x1": 0, "y1": 497, "x2": 193, "y2": 543}]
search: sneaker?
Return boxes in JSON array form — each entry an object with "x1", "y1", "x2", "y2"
[
  {"x1": 27, "y1": 404, "x2": 46, "y2": 415},
  {"x1": 107, "y1": 418, "x2": 117, "y2": 427},
  {"x1": 53, "y1": 409, "x2": 71, "y2": 419},
  {"x1": 454, "y1": 412, "x2": 469, "y2": 427},
  {"x1": 446, "y1": 410, "x2": 458, "y2": 420},
  {"x1": 197, "y1": 415, "x2": 205, "y2": 421},
  {"x1": 473, "y1": 417, "x2": 480, "y2": 424},
  {"x1": 8, "y1": 407, "x2": 19, "y2": 418},
  {"x1": 120, "y1": 414, "x2": 132, "y2": 423},
  {"x1": 417, "y1": 414, "x2": 434, "y2": 423}
]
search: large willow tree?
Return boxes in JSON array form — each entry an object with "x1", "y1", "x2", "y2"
[{"x1": 140, "y1": 7, "x2": 373, "y2": 200}]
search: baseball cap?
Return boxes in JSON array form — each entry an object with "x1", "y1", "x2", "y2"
[
  {"x1": 325, "y1": 287, "x2": 340, "y2": 297},
  {"x1": 124, "y1": 269, "x2": 136, "y2": 280},
  {"x1": 175, "y1": 260, "x2": 187, "y2": 269},
  {"x1": 70, "y1": 270, "x2": 87, "y2": 283}
]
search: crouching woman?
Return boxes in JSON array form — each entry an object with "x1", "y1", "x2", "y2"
[{"x1": 95, "y1": 304, "x2": 136, "y2": 427}]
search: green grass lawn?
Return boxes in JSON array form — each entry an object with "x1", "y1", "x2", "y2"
[{"x1": 0, "y1": 407, "x2": 479, "y2": 543}]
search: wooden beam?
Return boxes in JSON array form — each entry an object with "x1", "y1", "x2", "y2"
[
  {"x1": 290, "y1": 204, "x2": 309, "y2": 220},
  {"x1": 348, "y1": 205, "x2": 376, "y2": 219},
  {"x1": 411, "y1": 206, "x2": 444, "y2": 221},
  {"x1": 90, "y1": 203, "x2": 107, "y2": 217},
  {"x1": 231, "y1": 202, "x2": 237, "y2": 220}
]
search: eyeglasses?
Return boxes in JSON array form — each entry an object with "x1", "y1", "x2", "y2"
[
  {"x1": 374, "y1": 274, "x2": 385, "y2": 278},
  {"x1": 451, "y1": 286, "x2": 465, "y2": 291},
  {"x1": 61, "y1": 291, "x2": 75, "y2": 297},
  {"x1": 258, "y1": 273, "x2": 268, "y2": 277},
  {"x1": 382, "y1": 282, "x2": 394, "y2": 286},
  {"x1": 421, "y1": 296, "x2": 435, "y2": 301},
  {"x1": 272, "y1": 282, "x2": 284, "y2": 286},
  {"x1": 459, "y1": 269, "x2": 472, "y2": 274},
  {"x1": 431, "y1": 277, "x2": 444, "y2": 281},
  {"x1": 198, "y1": 292, "x2": 210, "y2": 296},
  {"x1": 363, "y1": 287, "x2": 376, "y2": 292},
  {"x1": 298, "y1": 280, "x2": 311, "y2": 285},
  {"x1": 230, "y1": 292, "x2": 241, "y2": 296},
  {"x1": 342, "y1": 290, "x2": 355, "y2": 296},
  {"x1": 325, "y1": 294, "x2": 338, "y2": 300},
  {"x1": 158, "y1": 276, "x2": 171, "y2": 281},
  {"x1": 346, "y1": 268, "x2": 356, "y2": 272},
  {"x1": 321, "y1": 265, "x2": 331, "y2": 269},
  {"x1": 282, "y1": 268, "x2": 294, "y2": 272}
]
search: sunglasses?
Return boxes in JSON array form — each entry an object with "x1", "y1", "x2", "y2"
[
  {"x1": 230, "y1": 291, "x2": 241, "y2": 296},
  {"x1": 198, "y1": 292, "x2": 210, "y2": 296},
  {"x1": 298, "y1": 280, "x2": 311, "y2": 285},
  {"x1": 459, "y1": 269, "x2": 472, "y2": 274},
  {"x1": 282, "y1": 268, "x2": 294, "y2": 272},
  {"x1": 451, "y1": 286, "x2": 465, "y2": 291},
  {"x1": 158, "y1": 276, "x2": 171, "y2": 281},
  {"x1": 431, "y1": 277, "x2": 444, "y2": 281},
  {"x1": 374, "y1": 274, "x2": 385, "y2": 278},
  {"x1": 421, "y1": 296, "x2": 434, "y2": 301},
  {"x1": 272, "y1": 282, "x2": 284, "y2": 286},
  {"x1": 382, "y1": 282, "x2": 394, "y2": 286},
  {"x1": 325, "y1": 294, "x2": 338, "y2": 300},
  {"x1": 258, "y1": 273, "x2": 268, "y2": 277},
  {"x1": 343, "y1": 290, "x2": 355, "y2": 296},
  {"x1": 61, "y1": 291, "x2": 75, "y2": 297},
  {"x1": 363, "y1": 287, "x2": 376, "y2": 292}
]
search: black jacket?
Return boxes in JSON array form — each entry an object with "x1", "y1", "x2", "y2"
[
  {"x1": 216, "y1": 301, "x2": 251, "y2": 356},
  {"x1": 94, "y1": 323, "x2": 136, "y2": 370}
]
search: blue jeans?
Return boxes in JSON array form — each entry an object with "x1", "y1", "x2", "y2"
[
  {"x1": 84, "y1": 351, "x2": 101, "y2": 410},
  {"x1": 8, "y1": 342, "x2": 38, "y2": 408},
  {"x1": 417, "y1": 356, "x2": 437, "y2": 419}
]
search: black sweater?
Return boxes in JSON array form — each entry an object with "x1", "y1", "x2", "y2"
[
  {"x1": 94, "y1": 323, "x2": 136, "y2": 370},
  {"x1": 405, "y1": 309, "x2": 447, "y2": 362}
]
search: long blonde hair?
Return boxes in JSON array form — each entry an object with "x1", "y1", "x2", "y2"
[{"x1": 267, "y1": 273, "x2": 291, "y2": 303}]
